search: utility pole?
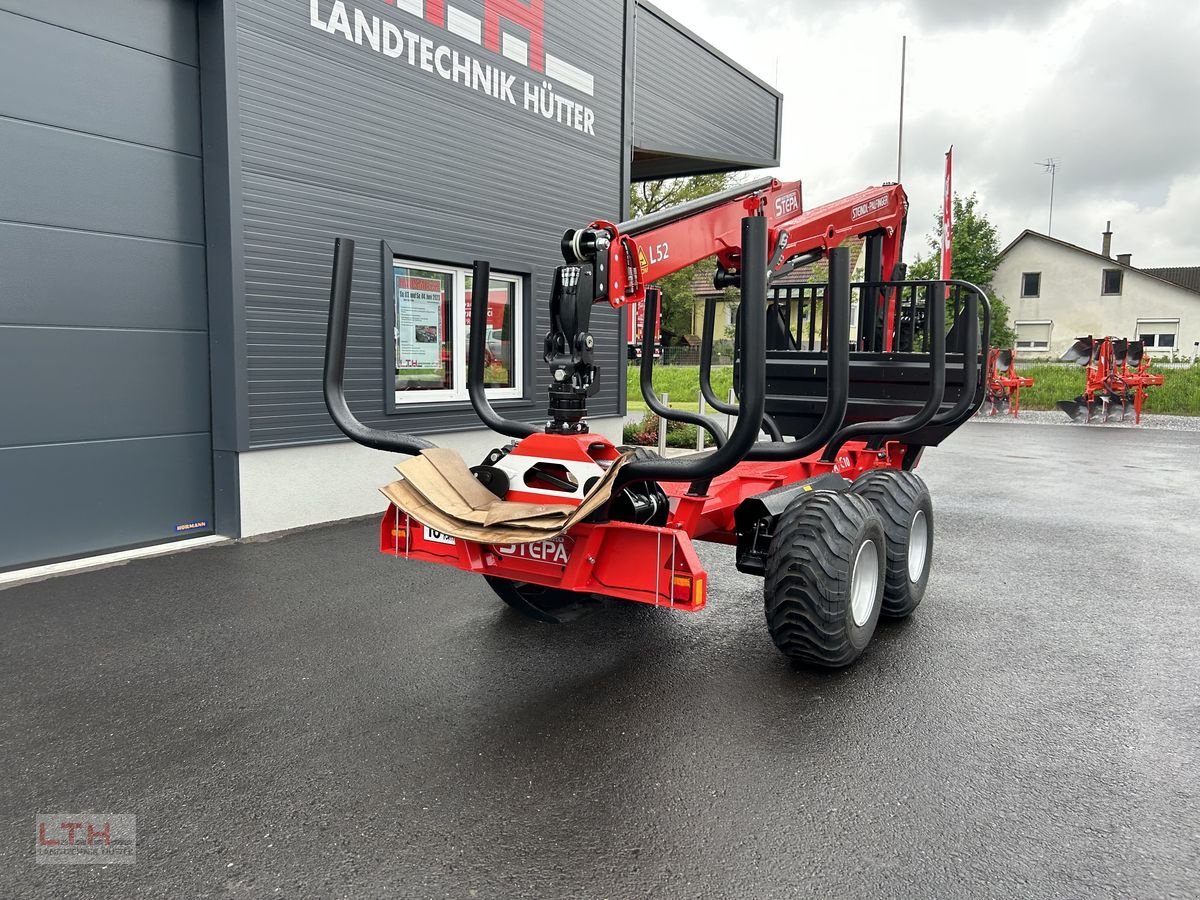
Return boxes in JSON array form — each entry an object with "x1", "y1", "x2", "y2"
[
  {"x1": 1039, "y1": 158, "x2": 1059, "y2": 234},
  {"x1": 896, "y1": 36, "x2": 907, "y2": 183}
]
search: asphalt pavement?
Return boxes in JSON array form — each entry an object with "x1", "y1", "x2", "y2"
[{"x1": 2, "y1": 421, "x2": 1199, "y2": 899}]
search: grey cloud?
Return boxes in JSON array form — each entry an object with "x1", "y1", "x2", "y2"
[
  {"x1": 982, "y1": 6, "x2": 1200, "y2": 208},
  {"x1": 847, "y1": 2, "x2": 1200, "y2": 258},
  {"x1": 900, "y1": 0, "x2": 1077, "y2": 27},
  {"x1": 692, "y1": 0, "x2": 1079, "y2": 30}
]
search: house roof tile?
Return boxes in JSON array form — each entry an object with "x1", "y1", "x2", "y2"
[{"x1": 1141, "y1": 266, "x2": 1200, "y2": 294}]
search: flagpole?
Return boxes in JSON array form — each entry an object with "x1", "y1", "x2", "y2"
[
  {"x1": 942, "y1": 146, "x2": 953, "y2": 281},
  {"x1": 896, "y1": 36, "x2": 907, "y2": 183}
]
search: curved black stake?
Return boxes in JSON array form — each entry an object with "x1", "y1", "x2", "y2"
[
  {"x1": 699, "y1": 298, "x2": 783, "y2": 441},
  {"x1": 616, "y1": 216, "x2": 768, "y2": 488},
  {"x1": 927, "y1": 285, "x2": 982, "y2": 428},
  {"x1": 468, "y1": 260, "x2": 539, "y2": 440},
  {"x1": 821, "y1": 278, "x2": 947, "y2": 462},
  {"x1": 745, "y1": 245, "x2": 853, "y2": 462},
  {"x1": 324, "y1": 237, "x2": 435, "y2": 455},
  {"x1": 638, "y1": 288, "x2": 727, "y2": 449},
  {"x1": 927, "y1": 280, "x2": 993, "y2": 431}
]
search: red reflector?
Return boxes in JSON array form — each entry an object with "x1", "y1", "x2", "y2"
[{"x1": 671, "y1": 574, "x2": 692, "y2": 602}]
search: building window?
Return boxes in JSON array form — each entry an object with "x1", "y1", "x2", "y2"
[
  {"x1": 1014, "y1": 320, "x2": 1052, "y2": 350},
  {"x1": 1102, "y1": 269, "x2": 1123, "y2": 295},
  {"x1": 392, "y1": 259, "x2": 523, "y2": 405},
  {"x1": 1021, "y1": 272, "x2": 1041, "y2": 297},
  {"x1": 1135, "y1": 319, "x2": 1179, "y2": 351}
]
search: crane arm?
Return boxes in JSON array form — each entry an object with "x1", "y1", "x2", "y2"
[
  {"x1": 541, "y1": 178, "x2": 910, "y2": 433},
  {"x1": 562, "y1": 179, "x2": 909, "y2": 310}
]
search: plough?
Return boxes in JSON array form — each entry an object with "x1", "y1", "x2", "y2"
[
  {"x1": 982, "y1": 348, "x2": 1034, "y2": 417},
  {"x1": 1056, "y1": 335, "x2": 1163, "y2": 424},
  {"x1": 323, "y1": 176, "x2": 991, "y2": 667}
]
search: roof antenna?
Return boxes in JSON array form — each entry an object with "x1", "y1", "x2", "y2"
[{"x1": 1038, "y1": 158, "x2": 1060, "y2": 235}]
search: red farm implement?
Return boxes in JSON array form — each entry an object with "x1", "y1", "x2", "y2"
[
  {"x1": 1056, "y1": 335, "x2": 1163, "y2": 424},
  {"x1": 982, "y1": 347, "x2": 1035, "y2": 417},
  {"x1": 324, "y1": 176, "x2": 992, "y2": 668}
]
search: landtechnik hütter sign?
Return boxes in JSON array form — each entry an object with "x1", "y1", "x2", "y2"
[{"x1": 308, "y1": 0, "x2": 599, "y2": 137}]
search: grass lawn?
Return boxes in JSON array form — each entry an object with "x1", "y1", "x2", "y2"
[
  {"x1": 626, "y1": 363, "x2": 1200, "y2": 417},
  {"x1": 625, "y1": 365, "x2": 733, "y2": 413},
  {"x1": 1013, "y1": 364, "x2": 1200, "y2": 414}
]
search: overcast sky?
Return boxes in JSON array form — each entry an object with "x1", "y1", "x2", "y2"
[{"x1": 653, "y1": 0, "x2": 1200, "y2": 267}]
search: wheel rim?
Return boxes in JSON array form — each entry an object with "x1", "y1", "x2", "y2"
[
  {"x1": 907, "y1": 510, "x2": 929, "y2": 582},
  {"x1": 850, "y1": 539, "x2": 880, "y2": 627}
]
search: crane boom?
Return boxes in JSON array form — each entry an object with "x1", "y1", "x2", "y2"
[
  {"x1": 568, "y1": 179, "x2": 908, "y2": 311},
  {"x1": 543, "y1": 178, "x2": 912, "y2": 430}
]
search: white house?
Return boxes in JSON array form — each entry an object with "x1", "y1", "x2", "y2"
[{"x1": 992, "y1": 225, "x2": 1200, "y2": 359}]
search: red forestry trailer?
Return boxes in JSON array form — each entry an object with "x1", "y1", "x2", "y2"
[{"x1": 324, "y1": 176, "x2": 992, "y2": 667}]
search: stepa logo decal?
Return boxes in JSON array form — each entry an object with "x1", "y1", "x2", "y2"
[
  {"x1": 309, "y1": 0, "x2": 597, "y2": 136},
  {"x1": 495, "y1": 536, "x2": 572, "y2": 566}
]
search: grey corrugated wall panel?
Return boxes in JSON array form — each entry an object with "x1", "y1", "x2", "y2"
[
  {"x1": 0, "y1": 223, "x2": 208, "y2": 330},
  {"x1": 0, "y1": 435, "x2": 213, "y2": 570},
  {"x1": 0, "y1": 119, "x2": 205, "y2": 244},
  {"x1": 0, "y1": 328, "x2": 210, "y2": 447},
  {"x1": 233, "y1": 0, "x2": 625, "y2": 448},
  {"x1": 0, "y1": 11, "x2": 201, "y2": 154},
  {"x1": 632, "y1": 2, "x2": 780, "y2": 172},
  {"x1": 0, "y1": 0, "x2": 199, "y2": 65},
  {"x1": 0, "y1": 0, "x2": 212, "y2": 568}
]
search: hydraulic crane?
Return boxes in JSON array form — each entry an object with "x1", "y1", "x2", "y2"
[{"x1": 542, "y1": 177, "x2": 910, "y2": 434}]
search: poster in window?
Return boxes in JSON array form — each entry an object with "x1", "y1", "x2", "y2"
[{"x1": 395, "y1": 272, "x2": 445, "y2": 370}]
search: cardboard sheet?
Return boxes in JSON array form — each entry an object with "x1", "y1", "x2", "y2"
[{"x1": 379, "y1": 447, "x2": 634, "y2": 545}]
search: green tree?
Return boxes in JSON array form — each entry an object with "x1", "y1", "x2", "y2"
[
  {"x1": 909, "y1": 193, "x2": 1017, "y2": 348},
  {"x1": 628, "y1": 173, "x2": 734, "y2": 334}
]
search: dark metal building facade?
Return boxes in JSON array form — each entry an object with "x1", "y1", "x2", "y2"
[{"x1": 0, "y1": 0, "x2": 780, "y2": 570}]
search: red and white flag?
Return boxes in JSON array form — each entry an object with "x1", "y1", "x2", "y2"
[{"x1": 941, "y1": 146, "x2": 953, "y2": 281}]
